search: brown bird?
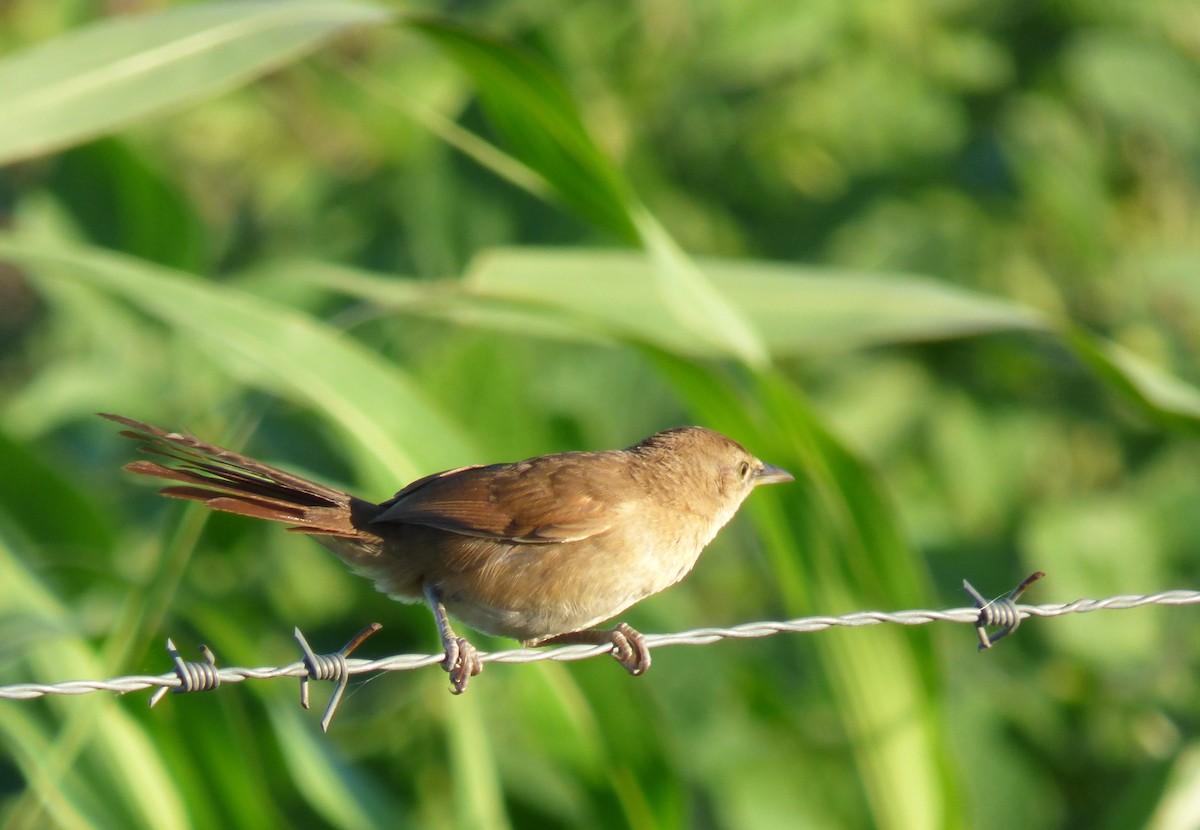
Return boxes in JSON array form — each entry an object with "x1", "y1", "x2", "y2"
[{"x1": 102, "y1": 413, "x2": 792, "y2": 693}]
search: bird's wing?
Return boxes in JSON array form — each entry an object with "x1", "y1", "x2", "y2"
[{"x1": 371, "y1": 454, "x2": 623, "y2": 543}]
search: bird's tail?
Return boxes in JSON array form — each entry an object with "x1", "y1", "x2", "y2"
[{"x1": 101, "y1": 413, "x2": 369, "y2": 538}]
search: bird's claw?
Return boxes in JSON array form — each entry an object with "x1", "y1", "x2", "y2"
[
  {"x1": 442, "y1": 636, "x2": 483, "y2": 694},
  {"x1": 611, "y1": 622, "x2": 651, "y2": 676}
]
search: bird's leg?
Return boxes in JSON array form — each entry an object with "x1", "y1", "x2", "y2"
[
  {"x1": 530, "y1": 622, "x2": 651, "y2": 676},
  {"x1": 423, "y1": 584, "x2": 482, "y2": 694}
]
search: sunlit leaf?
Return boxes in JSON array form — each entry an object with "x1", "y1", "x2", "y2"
[
  {"x1": 409, "y1": 17, "x2": 638, "y2": 243},
  {"x1": 0, "y1": 232, "x2": 477, "y2": 489},
  {"x1": 463, "y1": 247, "x2": 1045, "y2": 355},
  {"x1": 0, "y1": 0, "x2": 392, "y2": 164}
]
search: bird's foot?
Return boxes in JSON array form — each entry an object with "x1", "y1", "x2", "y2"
[
  {"x1": 610, "y1": 622, "x2": 651, "y2": 676},
  {"x1": 441, "y1": 635, "x2": 483, "y2": 694},
  {"x1": 532, "y1": 623, "x2": 651, "y2": 676}
]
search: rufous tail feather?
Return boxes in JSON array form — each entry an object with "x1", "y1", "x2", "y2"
[{"x1": 101, "y1": 413, "x2": 363, "y2": 538}]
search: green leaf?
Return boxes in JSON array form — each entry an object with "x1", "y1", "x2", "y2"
[
  {"x1": 269, "y1": 707, "x2": 399, "y2": 830},
  {"x1": 1068, "y1": 328, "x2": 1200, "y2": 435},
  {"x1": 0, "y1": 428, "x2": 116, "y2": 554},
  {"x1": 464, "y1": 248, "x2": 1200, "y2": 434},
  {"x1": 443, "y1": 692, "x2": 512, "y2": 830},
  {"x1": 404, "y1": 22, "x2": 769, "y2": 365},
  {"x1": 0, "y1": 232, "x2": 477, "y2": 490},
  {"x1": 634, "y1": 211, "x2": 771, "y2": 368},
  {"x1": 273, "y1": 247, "x2": 1200, "y2": 437},
  {"x1": 261, "y1": 258, "x2": 611, "y2": 345},
  {"x1": 464, "y1": 247, "x2": 1046, "y2": 355},
  {"x1": 409, "y1": 17, "x2": 639, "y2": 243},
  {"x1": 644, "y1": 354, "x2": 961, "y2": 830},
  {"x1": 0, "y1": 531, "x2": 189, "y2": 830},
  {"x1": 0, "y1": 0, "x2": 392, "y2": 164},
  {"x1": 48, "y1": 139, "x2": 208, "y2": 271}
]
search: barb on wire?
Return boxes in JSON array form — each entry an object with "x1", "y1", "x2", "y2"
[
  {"x1": 2, "y1": 576, "x2": 1199, "y2": 730},
  {"x1": 295, "y1": 622, "x2": 382, "y2": 732},
  {"x1": 964, "y1": 570, "x2": 1044, "y2": 650},
  {"x1": 148, "y1": 640, "x2": 220, "y2": 707}
]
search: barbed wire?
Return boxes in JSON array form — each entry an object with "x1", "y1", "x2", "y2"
[{"x1": 2, "y1": 574, "x2": 1198, "y2": 730}]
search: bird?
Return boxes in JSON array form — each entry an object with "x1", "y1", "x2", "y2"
[{"x1": 101, "y1": 413, "x2": 793, "y2": 693}]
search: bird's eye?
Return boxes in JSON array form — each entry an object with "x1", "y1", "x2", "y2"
[{"x1": 739, "y1": 461, "x2": 751, "y2": 479}]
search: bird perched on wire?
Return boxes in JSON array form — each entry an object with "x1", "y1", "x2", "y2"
[{"x1": 103, "y1": 413, "x2": 793, "y2": 693}]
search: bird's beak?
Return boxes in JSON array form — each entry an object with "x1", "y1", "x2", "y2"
[{"x1": 754, "y1": 462, "x2": 794, "y2": 485}]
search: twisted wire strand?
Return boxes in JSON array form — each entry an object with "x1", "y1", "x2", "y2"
[{"x1": 1, "y1": 588, "x2": 1196, "y2": 702}]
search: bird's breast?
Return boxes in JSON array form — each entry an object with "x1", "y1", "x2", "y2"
[{"x1": 434, "y1": 518, "x2": 714, "y2": 642}]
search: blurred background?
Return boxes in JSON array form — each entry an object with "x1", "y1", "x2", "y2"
[{"x1": 1, "y1": 1, "x2": 1199, "y2": 828}]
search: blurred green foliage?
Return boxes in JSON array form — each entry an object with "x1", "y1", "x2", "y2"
[{"x1": 1, "y1": 1, "x2": 1198, "y2": 828}]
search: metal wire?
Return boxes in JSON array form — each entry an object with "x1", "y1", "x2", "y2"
[{"x1": 2, "y1": 585, "x2": 1196, "y2": 706}]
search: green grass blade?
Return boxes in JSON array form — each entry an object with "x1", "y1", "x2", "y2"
[
  {"x1": 0, "y1": 532, "x2": 189, "y2": 830},
  {"x1": 462, "y1": 247, "x2": 1200, "y2": 433},
  {"x1": 0, "y1": 232, "x2": 476, "y2": 489},
  {"x1": 1068, "y1": 327, "x2": 1200, "y2": 435},
  {"x1": 269, "y1": 708, "x2": 400, "y2": 830},
  {"x1": 405, "y1": 22, "x2": 770, "y2": 366},
  {"x1": 634, "y1": 211, "x2": 771, "y2": 367},
  {"x1": 0, "y1": 0, "x2": 392, "y2": 164},
  {"x1": 409, "y1": 17, "x2": 638, "y2": 243},
  {"x1": 644, "y1": 353, "x2": 959, "y2": 829},
  {"x1": 463, "y1": 247, "x2": 1044, "y2": 355},
  {"x1": 270, "y1": 247, "x2": 1200, "y2": 438}
]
